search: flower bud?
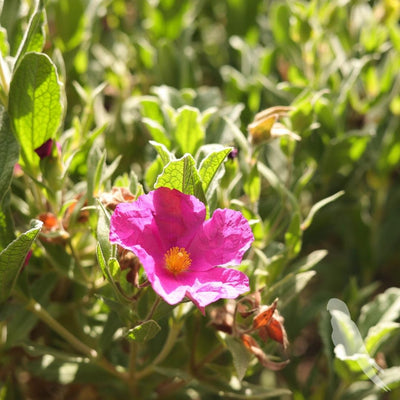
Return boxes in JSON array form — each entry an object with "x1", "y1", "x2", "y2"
[{"x1": 248, "y1": 106, "x2": 300, "y2": 145}]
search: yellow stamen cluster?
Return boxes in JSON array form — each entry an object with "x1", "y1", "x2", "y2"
[{"x1": 165, "y1": 246, "x2": 191, "y2": 275}]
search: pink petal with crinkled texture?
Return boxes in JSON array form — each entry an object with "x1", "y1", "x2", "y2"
[
  {"x1": 148, "y1": 264, "x2": 249, "y2": 309},
  {"x1": 148, "y1": 264, "x2": 189, "y2": 305},
  {"x1": 151, "y1": 187, "x2": 206, "y2": 248},
  {"x1": 109, "y1": 187, "x2": 253, "y2": 312},
  {"x1": 184, "y1": 267, "x2": 249, "y2": 307},
  {"x1": 109, "y1": 191, "x2": 162, "y2": 252},
  {"x1": 109, "y1": 188, "x2": 206, "y2": 255},
  {"x1": 188, "y1": 208, "x2": 254, "y2": 271}
]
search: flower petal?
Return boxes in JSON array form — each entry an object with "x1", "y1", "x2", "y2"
[
  {"x1": 109, "y1": 188, "x2": 253, "y2": 313},
  {"x1": 185, "y1": 267, "x2": 250, "y2": 308},
  {"x1": 148, "y1": 265, "x2": 188, "y2": 305},
  {"x1": 109, "y1": 190, "x2": 162, "y2": 252},
  {"x1": 109, "y1": 187, "x2": 206, "y2": 255},
  {"x1": 147, "y1": 265, "x2": 249, "y2": 311},
  {"x1": 110, "y1": 187, "x2": 206, "y2": 256},
  {"x1": 189, "y1": 208, "x2": 254, "y2": 271},
  {"x1": 152, "y1": 187, "x2": 206, "y2": 248}
]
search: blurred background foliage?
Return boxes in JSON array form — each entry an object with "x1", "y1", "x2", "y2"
[{"x1": 1, "y1": 0, "x2": 400, "y2": 398}]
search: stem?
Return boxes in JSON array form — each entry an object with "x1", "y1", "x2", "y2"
[
  {"x1": 25, "y1": 299, "x2": 94, "y2": 357},
  {"x1": 19, "y1": 295, "x2": 127, "y2": 381},
  {"x1": 128, "y1": 341, "x2": 138, "y2": 396},
  {"x1": 144, "y1": 295, "x2": 161, "y2": 321},
  {"x1": 135, "y1": 319, "x2": 183, "y2": 379}
]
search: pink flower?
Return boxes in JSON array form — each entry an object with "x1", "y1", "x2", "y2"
[{"x1": 109, "y1": 187, "x2": 254, "y2": 313}]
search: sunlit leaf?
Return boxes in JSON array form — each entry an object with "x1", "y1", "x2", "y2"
[
  {"x1": 0, "y1": 220, "x2": 42, "y2": 304},
  {"x1": 14, "y1": 4, "x2": 46, "y2": 64},
  {"x1": 149, "y1": 140, "x2": 174, "y2": 165},
  {"x1": 155, "y1": 154, "x2": 206, "y2": 203},
  {"x1": 365, "y1": 322, "x2": 400, "y2": 356},
  {"x1": 9, "y1": 52, "x2": 62, "y2": 173},
  {"x1": 174, "y1": 106, "x2": 204, "y2": 155},
  {"x1": 0, "y1": 107, "x2": 19, "y2": 204},
  {"x1": 358, "y1": 288, "x2": 400, "y2": 337},
  {"x1": 198, "y1": 146, "x2": 232, "y2": 194}
]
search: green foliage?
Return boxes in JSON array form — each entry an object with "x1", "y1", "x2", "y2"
[
  {"x1": 126, "y1": 320, "x2": 161, "y2": 343},
  {"x1": 0, "y1": 219, "x2": 42, "y2": 304},
  {"x1": 0, "y1": 0, "x2": 399, "y2": 398},
  {"x1": 155, "y1": 154, "x2": 205, "y2": 200},
  {"x1": 0, "y1": 106, "x2": 18, "y2": 205},
  {"x1": 9, "y1": 52, "x2": 63, "y2": 173},
  {"x1": 326, "y1": 290, "x2": 400, "y2": 395}
]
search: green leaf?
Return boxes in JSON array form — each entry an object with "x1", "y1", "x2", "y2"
[
  {"x1": 8, "y1": 52, "x2": 63, "y2": 172},
  {"x1": 96, "y1": 243, "x2": 110, "y2": 282},
  {"x1": 67, "y1": 124, "x2": 106, "y2": 176},
  {"x1": 108, "y1": 257, "x2": 120, "y2": 281},
  {"x1": 0, "y1": 193, "x2": 16, "y2": 250},
  {"x1": 129, "y1": 169, "x2": 143, "y2": 197},
  {"x1": 174, "y1": 106, "x2": 204, "y2": 155},
  {"x1": 155, "y1": 154, "x2": 206, "y2": 203},
  {"x1": 225, "y1": 335, "x2": 251, "y2": 381},
  {"x1": 145, "y1": 156, "x2": 164, "y2": 189},
  {"x1": 140, "y1": 96, "x2": 164, "y2": 125},
  {"x1": 328, "y1": 307, "x2": 366, "y2": 358},
  {"x1": 267, "y1": 270, "x2": 316, "y2": 307},
  {"x1": 244, "y1": 163, "x2": 261, "y2": 204},
  {"x1": 365, "y1": 322, "x2": 400, "y2": 356},
  {"x1": 0, "y1": 106, "x2": 19, "y2": 204},
  {"x1": 86, "y1": 144, "x2": 105, "y2": 203},
  {"x1": 328, "y1": 305, "x2": 391, "y2": 391},
  {"x1": 53, "y1": 0, "x2": 86, "y2": 51},
  {"x1": 373, "y1": 366, "x2": 400, "y2": 391},
  {"x1": 126, "y1": 320, "x2": 161, "y2": 342},
  {"x1": 289, "y1": 249, "x2": 327, "y2": 273},
  {"x1": 0, "y1": 27, "x2": 9, "y2": 57},
  {"x1": 96, "y1": 201, "x2": 111, "y2": 263},
  {"x1": 0, "y1": 219, "x2": 42, "y2": 304},
  {"x1": 199, "y1": 147, "x2": 232, "y2": 194},
  {"x1": 149, "y1": 140, "x2": 174, "y2": 165},
  {"x1": 285, "y1": 212, "x2": 302, "y2": 258},
  {"x1": 14, "y1": 4, "x2": 46, "y2": 65},
  {"x1": 143, "y1": 119, "x2": 171, "y2": 148},
  {"x1": 358, "y1": 288, "x2": 400, "y2": 337},
  {"x1": 301, "y1": 191, "x2": 345, "y2": 230}
]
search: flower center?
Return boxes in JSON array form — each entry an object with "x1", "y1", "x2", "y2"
[{"x1": 165, "y1": 247, "x2": 191, "y2": 275}]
